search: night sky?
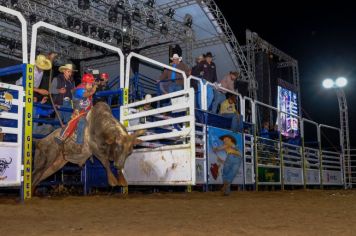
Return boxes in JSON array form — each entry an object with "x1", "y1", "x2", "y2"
[{"x1": 216, "y1": 1, "x2": 356, "y2": 148}]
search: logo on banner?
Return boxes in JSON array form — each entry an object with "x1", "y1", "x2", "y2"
[
  {"x1": 0, "y1": 91, "x2": 13, "y2": 112},
  {"x1": 0, "y1": 157, "x2": 12, "y2": 180}
]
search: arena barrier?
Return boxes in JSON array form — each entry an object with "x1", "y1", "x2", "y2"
[
  {"x1": 244, "y1": 134, "x2": 255, "y2": 185},
  {"x1": 120, "y1": 89, "x2": 196, "y2": 185},
  {"x1": 195, "y1": 122, "x2": 207, "y2": 185},
  {"x1": 187, "y1": 75, "x2": 205, "y2": 110},
  {"x1": 318, "y1": 124, "x2": 344, "y2": 186},
  {"x1": 30, "y1": 21, "x2": 125, "y2": 87}
]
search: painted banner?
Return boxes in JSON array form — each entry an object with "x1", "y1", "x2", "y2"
[
  {"x1": 0, "y1": 145, "x2": 20, "y2": 186},
  {"x1": 306, "y1": 169, "x2": 320, "y2": 185},
  {"x1": 283, "y1": 167, "x2": 303, "y2": 185},
  {"x1": 124, "y1": 145, "x2": 195, "y2": 185},
  {"x1": 322, "y1": 170, "x2": 343, "y2": 185},
  {"x1": 207, "y1": 126, "x2": 244, "y2": 185}
]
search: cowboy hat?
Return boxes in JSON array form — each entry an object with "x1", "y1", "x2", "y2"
[
  {"x1": 59, "y1": 64, "x2": 77, "y2": 73},
  {"x1": 205, "y1": 52, "x2": 214, "y2": 58},
  {"x1": 219, "y1": 134, "x2": 237, "y2": 145},
  {"x1": 35, "y1": 54, "x2": 52, "y2": 71},
  {"x1": 170, "y1": 53, "x2": 182, "y2": 61}
]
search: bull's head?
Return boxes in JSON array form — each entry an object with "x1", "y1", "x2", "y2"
[{"x1": 105, "y1": 129, "x2": 145, "y2": 169}]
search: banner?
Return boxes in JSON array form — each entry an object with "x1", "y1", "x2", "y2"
[
  {"x1": 207, "y1": 126, "x2": 243, "y2": 184},
  {"x1": 258, "y1": 166, "x2": 280, "y2": 183},
  {"x1": 306, "y1": 169, "x2": 320, "y2": 185},
  {"x1": 284, "y1": 167, "x2": 303, "y2": 185},
  {"x1": 322, "y1": 170, "x2": 343, "y2": 185}
]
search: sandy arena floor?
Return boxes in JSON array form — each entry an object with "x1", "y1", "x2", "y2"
[{"x1": 1, "y1": 190, "x2": 356, "y2": 236}]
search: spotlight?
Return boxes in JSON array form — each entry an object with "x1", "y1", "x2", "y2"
[
  {"x1": 115, "y1": 0, "x2": 125, "y2": 14},
  {"x1": 78, "y1": 0, "x2": 90, "y2": 10},
  {"x1": 122, "y1": 13, "x2": 131, "y2": 32},
  {"x1": 146, "y1": 15, "x2": 156, "y2": 29},
  {"x1": 103, "y1": 31, "x2": 111, "y2": 42},
  {"x1": 159, "y1": 21, "x2": 168, "y2": 35},
  {"x1": 67, "y1": 16, "x2": 74, "y2": 28},
  {"x1": 98, "y1": 28, "x2": 105, "y2": 40},
  {"x1": 82, "y1": 22, "x2": 89, "y2": 35},
  {"x1": 322, "y1": 78, "x2": 334, "y2": 89},
  {"x1": 183, "y1": 14, "x2": 193, "y2": 28},
  {"x1": 73, "y1": 18, "x2": 81, "y2": 30},
  {"x1": 10, "y1": 0, "x2": 18, "y2": 7},
  {"x1": 108, "y1": 6, "x2": 118, "y2": 23},
  {"x1": 90, "y1": 26, "x2": 97, "y2": 37},
  {"x1": 166, "y1": 8, "x2": 175, "y2": 18},
  {"x1": 336, "y1": 77, "x2": 348, "y2": 88},
  {"x1": 132, "y1": 37, "x2": 140, "y2": 47},
  {"x1": 132, "y1": 7, "x2": 141, "y2": 22},
  {"x1": 145, "y1": 0, "x2": 155, "y2": 8}
]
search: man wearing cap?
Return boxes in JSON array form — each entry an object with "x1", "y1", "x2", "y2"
[
  {"x1": 213, "y1": 134, "x2": 242, "y2": 196},
  {"x1": 16, "y1": 54, "x2": 52, "y2": 95},
  {"x1": 212, "y1": 71, "x2": 239, "y2": 114},
  {"x1": 55, "y1": 74, "x2": 97, "y2": 152},
  {"x1": 158, "y1": 53, "x2": 190, "y2": 93},
  {"x1": 50, "y1": 64, "x2": 76, "y2": 124},
  {"x1": 196, "y1": 52, "x2": 217, "y2": 83}
]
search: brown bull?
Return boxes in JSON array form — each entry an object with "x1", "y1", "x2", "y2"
[{"x1": 32, "y1": 102, "x2": 144, "y2": 188}]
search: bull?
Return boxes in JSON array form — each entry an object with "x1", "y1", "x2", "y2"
[{"x1": 32, "y1": 102, "x2": 144, "y2": 188}]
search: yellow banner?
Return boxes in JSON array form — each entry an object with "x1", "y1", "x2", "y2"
[
  {"x1": 23, "y1": 64, "x2": 34, "y2": 200},
  {"x1": 123, "y1": 88, "x2": 129, "y2": 127}
]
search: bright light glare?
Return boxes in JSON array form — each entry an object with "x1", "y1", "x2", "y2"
[
  {"x1": 335, "y1": 77, "x2": 347, "y2": 88},
  {"x1": 322, "y1": 78, "x2": 334, "y2": 89}
]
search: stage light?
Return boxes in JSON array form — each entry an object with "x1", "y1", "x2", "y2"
[
  {"x1": 108, "y1": 6, "x2": 118, "y2": 23},
  {"x1": 10, "y1": 0, "x2": 18, "y2": 7},
  {"x1": 115, "y1": 0, "x2": 125, "y2": 14},
  {"x1": 122, "y1": 13, "x2": 131, "y2": 32},
  {"x1": 132, "y1": 7, "x2": 141, "y2": 22},
  {"x1": 78, "y1": 0, "x2": 90, "y2": 10},
  {"x1": 159, "y1": 21, "x2": 168, "y2": 35},
  {"x1": 67, "y1": 16, "x2": 74, "y2": 28},
  {"x1": 73, "y1": 18, "x2": 81, "y2": 30},
  {"x1": 90, "y1": 26, "x2": 97, "y2": 37},
  {"x1": 82, "y1": 22, "x2": 89, "y2": 35},
  {"x1": 322, "y1": 78, "x2": 334, "y2": 89},
  {"x1": 98, "y1": 28, "x2": 105, "y2": 40},
  {"x1": 103, "y1": 31, "x2": 111, "y2": 42},
  {"x1": 166, "y1": 8, "x2": 175, "y2": 18},
  {"x1": 145, "y1": 0, "x2": 155, "y2": 8},
  {"x1": 132, "y1": 37, "x2": 140, "y2": 47},
  {"x1": 183, "y1": 14, "x2": 193, "y2": 28},
  {"x1": 146, "y1": 15, "x2": 156, "y2": 29},
  {"x1": 336, "y1": 77, "x2": 347, "y2": 88}
]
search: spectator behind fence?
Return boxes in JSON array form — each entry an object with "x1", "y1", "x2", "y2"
[
  {"x1": 219, "y1": 93, "x2": 243, "y2": 133},
  {"x1": 211, "y1": 71, "x2": 239, "y2": 114},
  {"x1": 50, "y1": 64, "x2": 76, "y2": 124},
  {"x1": 36, "y1": 52, "x2": 58, "y2": 102},
  {"x1": 260, "y1": 121, "x2": 270, "y2": 139},
  {"x1": 16, "y1": 54, "x2": 52, "y2": 95},
  {"x1": 191, "y1": 54, "x2": 205, "y2": 77},
  {"x1": 158, "y1": 54, "x2": 190, "y2": 94},
  {"x1": 94, "y1": 72, "x2": 110, "y2": 105},
  {"x1": 194, "y1": 52, "x2": 217, "y2": 110}
]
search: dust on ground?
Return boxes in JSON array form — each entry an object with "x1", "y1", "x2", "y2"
[{"x1": 1, "y1": 190, "x2": 356, "y2": 236}]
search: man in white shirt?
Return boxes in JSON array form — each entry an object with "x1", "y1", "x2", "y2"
[{"x1": 16, "y1": 54, "x2": 52, "y2": 96}]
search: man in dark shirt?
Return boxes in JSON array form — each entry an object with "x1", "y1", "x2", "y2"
[
  {"x1": 196, "y1": 52, "x2": 217, "y2": 83},
  {"x1": 94, "y1": 72, "x2": 110, "y2": 104},
  {"x1": 50, "y1": 64, "x2": 76, "y2": 124}
]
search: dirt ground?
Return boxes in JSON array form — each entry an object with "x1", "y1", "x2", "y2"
[{"x1": 1, "y1": 189, "x2": 356, "y2": 236}]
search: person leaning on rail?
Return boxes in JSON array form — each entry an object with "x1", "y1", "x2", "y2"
[
  {"x1": 219, "y1": 93, "x2": 243, "y2": 133},
  {"x1": 16, "y1": 54, "x2": 52, "y2": 96},
  {"x1": 211, "y1": 71, "x2": 240, "y2": 114},
  {"x1": 157, "y1": 53, "x2": 190, "y2": 94}
]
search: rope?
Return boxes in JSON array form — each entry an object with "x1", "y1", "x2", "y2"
[{"x1": 48, "y1": 69, "x2": 64, "y2": 128}]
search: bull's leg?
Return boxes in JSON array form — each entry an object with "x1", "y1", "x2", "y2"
[
  {"x1": 96, "y1": 155, "x2": 119, "y2": 187},
  {"x1": 33, "y1": 157, "x2": 68, "y2": 187},
  {"x1": 117, "y1": 169, "x2": 128, "y2": 187}
]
